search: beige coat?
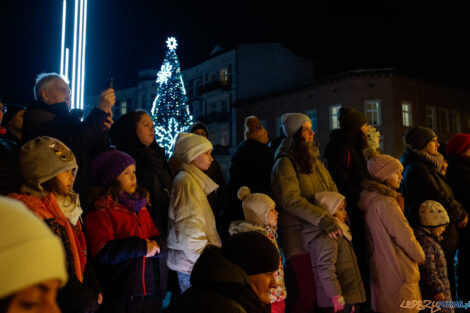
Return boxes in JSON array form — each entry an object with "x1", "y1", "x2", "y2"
[
  {"x1": 359, "y1": 180, "x2": 425, "y2": 313},
  {"x1": 167, "y1": 163, "x2": 222, "y2": 274},
  {"x1": 271, "y1": 138, "x2": 338, "y2": 258}
]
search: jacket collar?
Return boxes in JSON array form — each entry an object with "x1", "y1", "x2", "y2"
[
  {"x1": 28, "y1": 100, "x2": 70, "y2": 119},
  {"x1": 362, "y1": 179, "x2": 399, "y2": 199},
  {"x1": 182, "y1": 163, "x2": 218, "y2": 195}
]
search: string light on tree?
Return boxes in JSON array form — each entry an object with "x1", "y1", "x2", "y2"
[{"x1": 151, "y1": 37, "x2": 192, "y2": 155}]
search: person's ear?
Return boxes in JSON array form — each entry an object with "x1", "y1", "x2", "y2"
[{"x1": 41, "y1": 88, "x2": 49, "y2": 103}]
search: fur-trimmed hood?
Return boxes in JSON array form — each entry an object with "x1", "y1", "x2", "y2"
[
  {"x1": 362, "y1": 179, "x2": 399, "y2": 199},
  {"x1": 229, "y1": 220, "x2": 271, "y2": 237},
  {"x1": 359, "y1": 179, "x2": 401, "y2": 213}
]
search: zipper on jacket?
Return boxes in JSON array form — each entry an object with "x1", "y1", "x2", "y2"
[{"x1": 142, "y1": 256, "x2": 146, "y2": 295}]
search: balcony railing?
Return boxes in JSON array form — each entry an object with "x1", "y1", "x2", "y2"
[{"x1": 197, "y1": 79, "x2": 232, "y2": 95}]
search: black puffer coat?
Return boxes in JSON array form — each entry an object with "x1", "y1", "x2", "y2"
[
  {"x1": 165, "y1": 245, "x2": 270, "y2": 313},
  {"x1": 400, "y1": 148, "x2": 467, "y2": 251}
]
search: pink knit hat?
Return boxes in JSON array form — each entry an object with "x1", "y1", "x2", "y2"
[{"x1": 367, "y1": 154, "x2": 403, "y2": 182}]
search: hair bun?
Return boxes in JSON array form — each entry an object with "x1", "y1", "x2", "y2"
[
  {"x1": 362, "y1": 147, "x2": 379, "y2": 161},
  {"x1": 237, "y1": 186, "x2": 251, "y2": 200}
]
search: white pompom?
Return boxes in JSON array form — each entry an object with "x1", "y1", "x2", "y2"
[{"x1": 237, "y1": 186, "x2": 251, "y2": 200}]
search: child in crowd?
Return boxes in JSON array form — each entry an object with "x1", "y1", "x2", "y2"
[
  {"x1": 9, "y1": 136, "x2": 102, "y2": 313},
  {"x1": 415, "y1": 200, "x2": 454, "y2": 313},
  {"x1": 359, "y1": 149, "x2": 425, "y2": 313},
  {"x1": 85, "y1": 150, "x2": 161, "y2": 313},
  {"x1": 310, "y1": 191, "x2": 365, "y2": 313},
  {"x1": 167, "y1": 133, "x2": 222, "y2": 293},
  {"x1": 229, "y1": 186, "x2": 287, "y2": 313}
]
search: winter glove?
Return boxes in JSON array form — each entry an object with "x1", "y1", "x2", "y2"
[
  {"x1": 319, "y1": 215, "x2": 342, "y2": 239},
  {"x1": 332, "y1": 295, "x2": 345, "y2": 312}
]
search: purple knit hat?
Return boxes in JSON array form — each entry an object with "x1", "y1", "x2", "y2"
[{"x1": 90, "y1": 150, "x2": 136, "y2": 185}]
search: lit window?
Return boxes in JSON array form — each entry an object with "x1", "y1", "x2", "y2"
[
  {"x1": 425, "y1": 106, "x2": 437, "y2": 130},
  {"x1": 451, "y1": 110, "x2": 462, "y2": 133},
  {"x1": 402, "y1": 101, "x2": 412, "y2": 127},
  {"x1": 305, "y1": 109, "x2": 317, "y2": 132},
  {"x1": 220, "y1": 69, "x2": 229, "y2": 84},
  {"x1": 330, "y1": 104, "x2": 342, "y2": 130},
  {"x1": 121, "y1": 101, "x2": 127, "y2": 115},
  {"x1": 439, "y1": 108, "x2": 450, "y2": 132},
  {"x1": 364, "y1": 100, "x2": 381, "y2": 126}
]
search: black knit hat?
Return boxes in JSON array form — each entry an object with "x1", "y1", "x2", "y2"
[
  {"x1": 405, "y1": 126, "x2": 436, "y2": 150},
  {"x1": 221, "y1": 231, "x2": 280, "y2": 275},
  {"x1": 2, "y1": 104, "x2": 25, "y2": 127},
  {"x1": 189, "y1": 122, "x2": 209, "y2": 137},
  {"x1": 338, "y1": 106, "x2": 368, "y2": 133}
]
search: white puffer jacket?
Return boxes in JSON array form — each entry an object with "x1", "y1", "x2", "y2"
[{"x1": 167, "y1": 163, "x2": 222, "y2": 274}]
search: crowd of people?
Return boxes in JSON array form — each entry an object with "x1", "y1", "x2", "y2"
[{"x1": 1, "y1": 72, "x2": 469, "y2": 313}]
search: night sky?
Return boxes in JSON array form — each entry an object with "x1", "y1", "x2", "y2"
[{"x1": 1, "y1": 1, "x2": 469, "y2": 104}]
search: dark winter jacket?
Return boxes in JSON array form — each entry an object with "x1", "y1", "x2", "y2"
[
  {"x1": 227, "y1": 139, "x2": 274, "y2": 221},
  {"x1": 0, "y1": 133, "x2": 24, "y2": 195},
  {"x1": 22, "y1": 100, "x2": 110, "y2": 208},
  {"x1": 414, "y1": 227, "x2": 453, "y2": 313},
  {"x1": 85, "y1": 196, "x2": 161, "y2": 297},
  {"x1": 166, "y1": 245, "x2": 270, "y2": 313},
  {"x1": 324, "y1": 129, "x2": 370, "y2": 208},
  {"x1": 110, "y1": 114, "x2": 172, "y2": 235},
  {"x1": 446, "y1": 154, "x2": 470, "y2": 209},
  {"x1": 400, "y1": 148, "x2": 466, "y2": 251}
]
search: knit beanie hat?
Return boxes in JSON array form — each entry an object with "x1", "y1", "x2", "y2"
[
  {"x1": 446, "y1": 133, "x2": 470, "y2": 156},
  {"x1": 19, "y1": 136, "x2": 77, "y2": 192},
  {"x1": 221, "y1": 231, "x2": 280, "y2": 275},
  {"x1": 315, "y1": 191, "x2": 346, "y2": 216},
  {"x1": 281, "y1": 113, "x2": 311, "y2": 138},
  {"x1": 189, "y1": 122, "x2": 209, "y2": 137},
  {"x1": 173, "y1": 132, "x2": 213, "y2": 163},
  {"x1": 405, "y1": 126, "x2": 436, "y2": 150},
  {"x1": 2, "y1": 104, "x2": 25, "y2": 127},
  {"x1": 90, "y1": 150, "x2": 136, "y2": 185},
  {"x1": 419, "y1": 200, "x2": 450, "y2": 227},
  {"x1": 338, "y1": 106, "x2": 368, "y2": 133},
  {"x1": 237, "y1": 186, "x2": 275, "y2": 226},
  {"x1": 364, "y1": 149, "x2": 403, "y2": 182},
  {"x1": 0, "y1": 197, "x2": 67, "y2": 298}
]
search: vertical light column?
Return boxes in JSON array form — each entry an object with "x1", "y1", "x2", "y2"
[{"x1": 60, "y1": 0, "x2": 88, "y2": 109}]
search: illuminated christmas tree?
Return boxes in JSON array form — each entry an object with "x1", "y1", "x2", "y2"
[{"x1": 151, "y1": 37, "x2": 193, "y2": 155}]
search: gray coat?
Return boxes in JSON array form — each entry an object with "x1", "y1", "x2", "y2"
[
  {"x1": 304, "y1": 227, "x2": 366, "y2": 307},
  {"x1": 271, "y1": 137, "x2": 337, "y2": 258}
]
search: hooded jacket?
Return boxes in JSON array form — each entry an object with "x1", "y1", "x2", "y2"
[
  {"x1": 167, "y1": 163, "x2": 222, "y2": 274},
  {"x1": 110, "y1": 112, "x2": 172, "y2": 235},
  {"x1": 359, "y1": 180, "x2": 425, "y2": 313},
  {"x1": 22, "y1": 100, "x2": 110, "y2": 208},
  {"x1": 166, "y1": 245, "x2": 270, "y2": 313},
  {"x1": 400, "y1": 148, "x2": 466, "y2": 251},
  {"x1": 271, "y1": 137, "x2": 337, "y2": 258}
]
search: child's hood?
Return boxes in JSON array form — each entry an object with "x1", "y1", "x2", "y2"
[{"x1": 228, "y1": 220, "x2": 267, "y2": 236}]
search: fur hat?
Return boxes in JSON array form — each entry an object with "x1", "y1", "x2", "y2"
[
  {"x1": 221, "y1": 231, "x2": 280, "y2": 275},
  {"x1": 338, "y1": 106, "x2": 367, "y2": 133},
  {"x1": 446, "y1": 133, "x2": 470, "y2": 156},
  {"x1": 281, "y1": 113, "x2": 311, "y2": 138},
  {"x1": 237, "y1": 186, "x2": 275, "y2": 226},
  {"x1": 364, "y1": 149, "x2": 403, "y2": 182},
  {"x1": 0, "y1": 197, "x2": 67, "y2": 298},
  {"x1": 173, "y1": 132, "x2": 212, "y2": 163},
  {"x1": 19, "y1": 136, "x2": 77, "y2": 192},
  {"x1": 315, "y1": 191, "x2": 346, "y2": 216},
  {"x1": 405, "y1": 126, "x2": 436, "y2": 150},
  {"x1": 419, "y1": 200, "x2": 450, "y2": 227},
  {"x1": 90, "y1": 150, "x2": 136, "y2": 185}
]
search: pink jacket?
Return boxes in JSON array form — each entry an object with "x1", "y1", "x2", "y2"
[{"x1": 359, "y1": 180, "x2": 425, "y2": 313}]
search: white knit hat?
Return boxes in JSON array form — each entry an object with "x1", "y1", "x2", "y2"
[
  {"x1": 0, "y1": 197, "x2": 67, "y2": 298},
  {"x1": 419, "y1": 200, "x2": 450, "y2": 227},
  {"x1": 314, "y1": 191, "x2": 346, "y2": 216},
  {"x1": 173, "y1": 132, "x2": 213, "y2": 163},
  {"x1": 237, "y1": 186, "x2": 275, "y2": 226},
  {"x1": 19, "y1": 136, "x2": 77, "y2": 192},
  {"x1": 281, "y1": 113, "x2": 311, "y2": 138}
]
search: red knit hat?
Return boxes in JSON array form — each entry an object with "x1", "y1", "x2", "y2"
[{"x1": 446, "y1": 133, "x2": 470, "y2": 156}]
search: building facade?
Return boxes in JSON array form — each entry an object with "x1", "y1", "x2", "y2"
[{"x1": 235, "y1": 68, "x2": 470, "y2": 159}]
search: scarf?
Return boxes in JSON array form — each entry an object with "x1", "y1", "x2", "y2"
[
  {"x1": 411, "y1": 149, "x2": 444, "y2": 173},
  {"x1": 335, "y1": 217, "x2": 352, "y2": 241},
  {"x1": 55, "y1": 192, "x2": 83, "y2": 225},
  {"x1": 118, "y1": 192, "x2": 147, "y2": 212}
]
